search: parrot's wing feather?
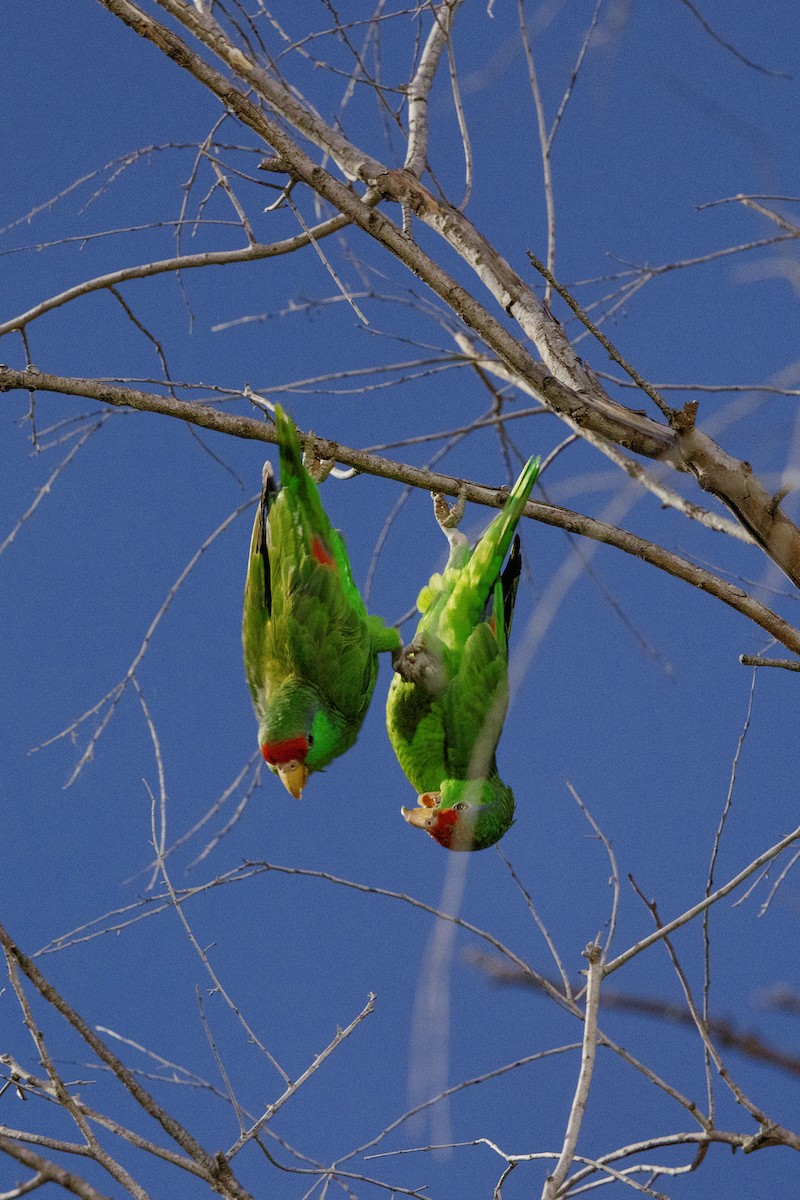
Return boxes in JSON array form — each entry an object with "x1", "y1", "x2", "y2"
[
  {"x1": 443, "y1": 607, "x2": 509, "y2": 780},
  {"x1": 499, "y1": 536, "x2": 522, "y2": 641},
  {"x1": 256, "y1": 407, "x2": 395, "y2": 727},
  {"x1": 274, "y1": 407, "x2": 368, "y2": 614},
  {"x1": 242, "y1": 464, "x2": 277, "y2": 709},
  {"x1": 263, "y1": 545, "x2": 375, "y2": 722}
]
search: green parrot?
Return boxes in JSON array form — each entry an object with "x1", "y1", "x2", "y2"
[
  {"x1": 243, "y1": 406, "x2": 401, "y2": 797},
  {"x1": 386, "y1": 457, "x2": 540, "y2": 850}
]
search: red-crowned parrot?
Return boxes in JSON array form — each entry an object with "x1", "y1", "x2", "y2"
[
  {"x1": 386, "y1": 457, "x2": 540, "y2": 850},
  {"x1": 243, "y1": 407, "x2": 401, "y2": 797}
]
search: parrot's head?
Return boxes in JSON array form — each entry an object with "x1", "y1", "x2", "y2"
[
  {"x1": 401, "y1": 776, "x2": 515, "y2": 851},
  {"x1": 260, "y1": 735, "x2": 311, "y2": 799},
  {"x1": 260, "y1": 688, "x2": 347, "y2": 798}
]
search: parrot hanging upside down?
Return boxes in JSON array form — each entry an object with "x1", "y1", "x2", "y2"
[
  {"x1": 386, "y1": 457, "x2": 540, "y2": 850},
  {"x1": 243, "y1": 406, "x2": 401, "y2": 797}
]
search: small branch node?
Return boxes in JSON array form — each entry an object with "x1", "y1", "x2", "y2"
[
  {"x1": 671, "y1": 400, "x2": 699, "y2": 434},
  {"x1": 739, "y1": 654, "x2": 800, "y2": 672},
  {"x1": 742, "y1": 1121, "x2": 782, "y2": 1153},
  {"x1": 258, "y1": 156, "x2": 292, "y2": 174},
  {"x1": 768, "y1": 484, "x2": 792, "y2": 518}
]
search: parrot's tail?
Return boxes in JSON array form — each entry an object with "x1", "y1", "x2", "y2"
[
  {"x1": 274, "y1": 404, "x2": 306, "y2": 482},
  {"x1": 273, "y1": 403, "x2": 331, "y2": 530},
  {"x1": 471, "y1": 455, "x2": 540, "y2": 582}
]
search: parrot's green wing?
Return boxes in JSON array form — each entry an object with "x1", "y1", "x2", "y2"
[
  {"x1": 441, "y1": 546, "x2": 518, "y2": 781},
  {"x1": 242, "y1": 461, "x2": 276, "y2": 719}
]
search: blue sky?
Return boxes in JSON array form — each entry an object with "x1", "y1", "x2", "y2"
[{"x1": 3, "y1": 3, "x2": 800, "y2": 1197}]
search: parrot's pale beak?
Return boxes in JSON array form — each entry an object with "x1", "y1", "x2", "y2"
[
  {"x1": 401, "y1": 805, "x2": 431, "y2": 828},
  {"x1": 401, "y1": 791, "x2": 440, "y2": 827},
  {"x1": 278, "y1": 760, "x2": 309, "y2": 799}
]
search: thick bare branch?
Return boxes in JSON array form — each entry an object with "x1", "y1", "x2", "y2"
[
  {"x1": 2, "y1": 365, "x2": 799, "y2": 657},
  {"x1": 82, "y1": 0, "x2": 800, "y2": 587},
  {"x1": 404, "y1": 1, "x2": 463, "y2": 178},
  {"x1": 0, "y1": 1137, "x2": 112, "y2": 1200}
]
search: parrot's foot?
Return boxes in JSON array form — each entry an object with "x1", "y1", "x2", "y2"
[
  {"x1": 432, "y1": 487, "x2": 469, "y2": 555},
  {"x1": 304, "y1": 435, "x2": 335, "y2": 483},
  {"x1": 432, "y1": 486, "x2": 467, "y2": 530},
  {"x1": 392, "y1": 640, "x2": 447, "y2": 694}
]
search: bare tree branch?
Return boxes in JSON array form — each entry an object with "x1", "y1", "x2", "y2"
[
  {"x1": 0, "y1": 1137, "x2": 113, "y2": 1200},
  {"x1": 85, "y1": 0, "x2": 800, "y2": 586},
  {"x1": 3, "y1": 365, "x2": 799, "y2": 659},
  {"x1": 466, "y1": 949, "x2": 800, "y2": 1079},
  {"x1": 604, "y1": 821, "x2": 800, "y2": 977},
  {"x1": 542, "y1": 942, "x2": 603, "y2": 1200},
  {"x1": 0, "y1": 920, "x2": 255, "y2": 1200}
]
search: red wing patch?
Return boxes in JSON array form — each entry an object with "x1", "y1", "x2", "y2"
[
  {"x1": 261, "y1": 736, "x2": 308, "y2": 766},
  {"x1": 311, "y1": 535, "x2": 336, "y2": 567}
]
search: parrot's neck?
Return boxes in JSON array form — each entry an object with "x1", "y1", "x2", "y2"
[{"x1": 471, "y1": 775, "x2": 515, "y2": 849}]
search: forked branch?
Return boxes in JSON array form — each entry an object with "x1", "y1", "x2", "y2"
[{"x1": 80, "y1": 0, "x2": 800, "y2": 588}]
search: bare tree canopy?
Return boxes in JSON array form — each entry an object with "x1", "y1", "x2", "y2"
[{"x1": 3, "y1": 3, "x2": 800, "y2": 1198}]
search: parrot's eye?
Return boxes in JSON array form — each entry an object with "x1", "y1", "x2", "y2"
[
  {"x1": 425, "y1": 817, "x2": 436, "y2": 828},
  {"x1": 454, "y1": 802, "x2": 468, "y2": 812}
]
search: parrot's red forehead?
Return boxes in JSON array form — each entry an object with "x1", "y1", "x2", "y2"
[{"x1": 261, "y1": 736, "x2": 308, "y2": 766}]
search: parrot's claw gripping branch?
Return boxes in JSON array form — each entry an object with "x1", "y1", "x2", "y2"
[
  {"x1": 303, "y1": 438, "x2": 336, "y2": 483},
  {"x1": 432, "y1": 486, "x2": 469, "y2": 548}
]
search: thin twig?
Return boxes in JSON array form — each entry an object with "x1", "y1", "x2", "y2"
[
  {"x1": 32, "y1": 497, "x2": 255, "y2": 785},
  {"x1": 703, "y1": 669, "x2": 758, "y2": 1117},
  {"x1": 676, "y1": 0, "x2": 790, "y2": 78},
  {"x1": 0, "y1": 418, "x2": 107, "y2": 557},
  {"x1": 565, "y1": 782, "x2": 620, "y2": 960},
  {"x1": 140, "y1": 716, "x2": 291, "y2": 1086},
  {"x1": 604, "y1": 821, "x2": 800, "y2": 977},
  {"x1": 548, "y1": 0, "x2": 604, "y2": 148},
  {"x1": 527, "y1": 252, "x2": 675, "y2": 421},
  {"x1": 285, "y1": 194, "x2": 369, "y2": 325},
  {"x1": 542, "y1": 943, "x2": 604, "y2": 1200},
  {"x1": 225, "y1": 994, "x2": 376, "y2": 1159},
  {"x1": 518, "y1": 0, "x2": 555, "y2": 293},
  {"x1": 496, "y1": 850, "x2": 572, "y2": 1001}
]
